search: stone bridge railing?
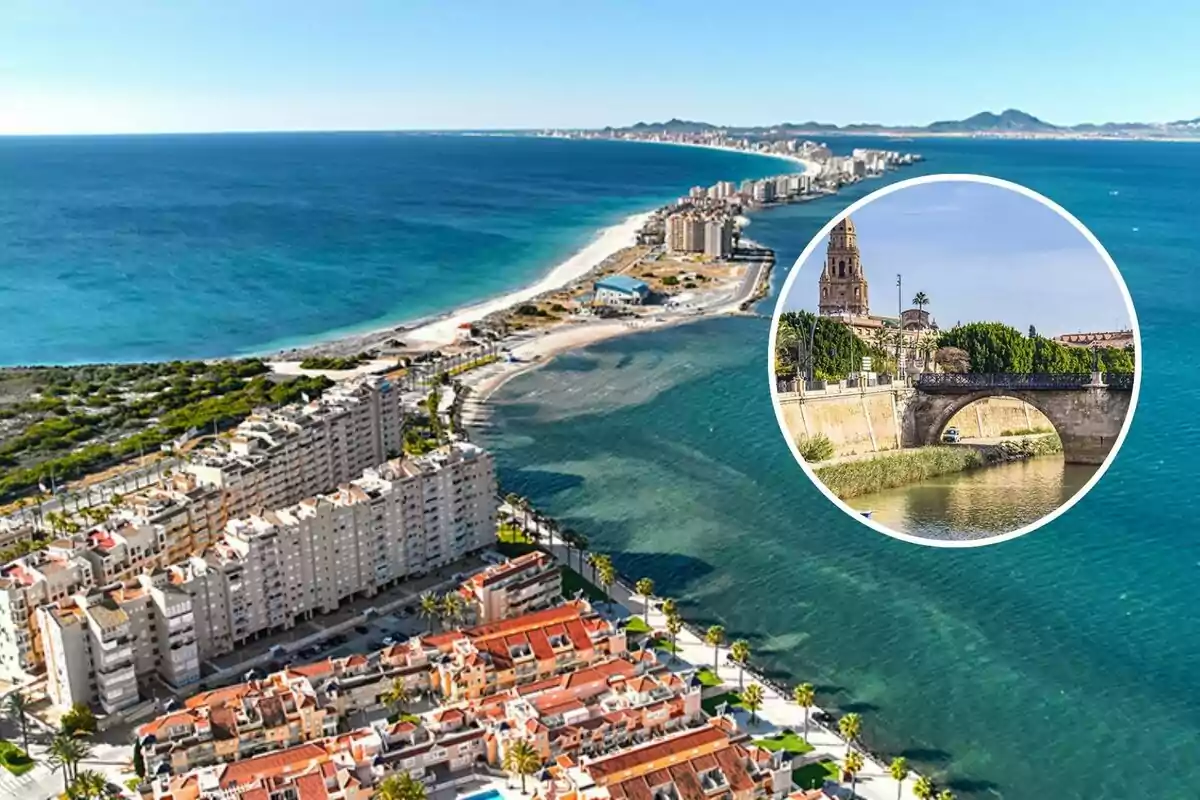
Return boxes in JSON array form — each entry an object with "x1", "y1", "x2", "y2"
[{"x1": 916, "y1": 372, "x2": 1134, "y2": 392}]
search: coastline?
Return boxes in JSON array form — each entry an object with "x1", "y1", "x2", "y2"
[{"x1": 260, "y1": 138, "x2": 816, "y2": 361}]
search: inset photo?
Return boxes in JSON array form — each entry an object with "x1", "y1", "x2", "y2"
[{"x1": 769, "y1": 174, "x2": 1141, "y2": 547}]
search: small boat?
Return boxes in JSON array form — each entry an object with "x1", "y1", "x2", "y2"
[{"x1": 859, "y1": 510, "x2": 874, "y2": 519}]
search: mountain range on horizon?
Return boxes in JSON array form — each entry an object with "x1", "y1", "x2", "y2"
[{"x1": 600, "y1": 109, "x2": 1200, "y2": 136}]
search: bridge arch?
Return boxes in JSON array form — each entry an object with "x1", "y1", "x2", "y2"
[
  {"x1": 905, "y1": 376, "x2": 1133, "y2": 465},
  {"x1": 918, "y1": 389, "x2": 1058, "y2": 446}
]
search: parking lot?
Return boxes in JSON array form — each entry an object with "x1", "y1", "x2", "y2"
[{"x1": 203, "y1": 555, "x2": 490, "y2": 679}]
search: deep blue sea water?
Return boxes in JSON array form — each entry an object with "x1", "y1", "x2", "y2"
[
  {"x1": 0, "y1": 134, "x2": 787, "y2": 365},
  {"x1": 3, "y1": 133, "x2": 1197, "y2": 799},
  {"x1": 479, "y1": 137, "x2": 1200, "y2": 799}
]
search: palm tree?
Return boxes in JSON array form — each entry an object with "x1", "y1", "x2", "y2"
[
  {"x1": 775, "y1": 314, "x2": 809, "y2": 379},
  {"x1": 792, "y1": 683, "x2": 815, "y2": 742},
  {"x1": 911, "y1": 291, "x2": 930, "y2": 317},
  {"x1": 49, "y1": 732, "x2": 92, "y2": 790},
  {"x1": 542, "y1": 516, "x2": 560, "y2": 548},
  {"x1": 729, "y1": 640, "x2": 750, "y2": 691},
  {"x1": 69, "y1": 769, "x2": 112, "y2": 800},
  {"x1": 889, "y1": 756, "x2": 909, "y2": 800},
  {"x1": 375, "y1": 770, "x2": 427, "y2": 800},
  {"x1": 660, "y1": 597, "x2": 678, "y2": 621},
  {"x1": 504, "y1": 492, "x2": 523, "y2": 524},
  {"x1": 913, "y1": 776, "x2": 936, "y2": 800},
  {"x1": 503, "y1": 739, "x2": 541, "y2": 794},
  {"x1": 439, "y1": 592, "x2": 464, "y2": 629},
  {"x1": 418, "y1": 591, "x2": 441, "y2": 633},
  {"x1": 704, "y1": 625, "x2": 725, "y2": 673},
  {"x1": 843, "y1": 750, "x2": 864, "y2": 799},
  {"x1": 741, "y1": 683, "x2": 764, "y2": 725},
  {"x1": 596, "y1": 556, "x2": 616, "y2": 608},
  {"x1": 838, "y1": 712, "x2": 862, "y2": 758},
  {"x1": 634, "y1": 577, "x2": 655, "y2": 622},
  {"x1": 665, "y1": 614, "x2": 683, "y2": 663},
  {"x1": 380, "y1": 678, "x2": 410, "y2": 717},
  {"x1": 4, "y1": 690, "x2": 30, "y2": 751}
]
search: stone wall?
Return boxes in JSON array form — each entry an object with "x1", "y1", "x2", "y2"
[
  {"x1": 777, "y1": 386, "x2": 909, "y2": 458},
  {"x1": 780, "y1": 390, "x2": 1075, "y2": 460},
  {"x1": 944, "y1": 396, "x2": 1052, "y2": 438}
]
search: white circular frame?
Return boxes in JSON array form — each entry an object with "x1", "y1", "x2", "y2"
[{"x1": 767, "y1": 173, "x2": 1143, "y2": 548}]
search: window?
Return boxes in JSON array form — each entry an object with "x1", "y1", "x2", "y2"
[{"x1": 838, "y1": 260, "x2": 846, "y2": 278}]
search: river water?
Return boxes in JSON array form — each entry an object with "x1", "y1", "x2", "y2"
[{"x1": 844, "y1": 457, "x2": 1099, "y2": 541}]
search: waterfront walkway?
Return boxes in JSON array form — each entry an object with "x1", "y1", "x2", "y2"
[{"x1": 504, "y1": 503, "x2": 927, "y2": 800}]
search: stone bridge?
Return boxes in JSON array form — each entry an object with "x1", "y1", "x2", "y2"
[{"x1": 906, "y1": 372, "x2": 1135, "y2": 465}]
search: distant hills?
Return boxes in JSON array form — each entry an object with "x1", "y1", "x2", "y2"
[{"x1": 604, "y1": 109, "x2": 1200, "y2": 138}]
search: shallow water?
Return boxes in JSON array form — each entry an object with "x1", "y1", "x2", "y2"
[
  {"x1": 845, "y1": 457, "x2": 1098, "y2": 541},
  {"x1": 478, "y1": 136, "x2": 1200, "y2": 799}
]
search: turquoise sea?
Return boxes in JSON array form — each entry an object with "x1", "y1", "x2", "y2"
[
  {"x1": 2, "y1": 134, "x2": 1196, "y2": 798},
  {"x1": 479, "y1": 138, "x2": 1198, "y2": 799},
  {"x1": 0, "y1": 134, "x2": 788, "y2": 365}
]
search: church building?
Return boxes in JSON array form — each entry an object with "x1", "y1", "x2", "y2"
[{"x1": 818, "y1": 216, "x2": 870, "y2": 317}]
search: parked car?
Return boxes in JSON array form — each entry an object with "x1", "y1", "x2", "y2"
[
  {"x1": 355, "y1": 625, "x2": 371, "y2": 635},
  {"x1": 942, "y1": 427, "x2": 962, "y2": 443},
  {"x1": 382, "y1": 636, "x2": 396, "y2": 647}
]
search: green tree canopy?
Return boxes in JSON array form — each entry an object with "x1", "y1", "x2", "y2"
[
  {"x1": 776, "y1": 311, "x2": 888, "y2": 380},
  {"x1": 938, "y1": 322, "x2": 1136, "y2": 374},
  {"x1": 937, "y1": 322, "x2": 1033, "y2": 373}
]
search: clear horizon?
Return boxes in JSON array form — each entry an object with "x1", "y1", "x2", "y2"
[
  {"x1": 781, "y1": 181, "x2": 1134, "y2": 338},
  {"x1": 2, "y1": 1, "x2": 1197, "y2": 136}
]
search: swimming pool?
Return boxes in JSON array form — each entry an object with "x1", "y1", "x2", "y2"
[{"x1": 458, "y1": 790, "x2": 502, "y2": 800}]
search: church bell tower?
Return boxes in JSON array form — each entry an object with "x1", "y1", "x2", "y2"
[{"x1": 818, "y1": 216, "x2": 869, "y2": 317}]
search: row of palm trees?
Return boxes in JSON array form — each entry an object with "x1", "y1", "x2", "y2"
[
  {"x1": 502, "y1": 493, "x2": 590, "y2": 573},
  {"x1": 498, "y1": 496, "x2": 958, "y2": 800},
  {"x1": 417, "y1": 589, "x2": 467, "y2": 632},
  {"x1": 683, "y1": 627, "x2": 955, "y2": 800},
  {"x1": 2, "y1": 688, "x2": 114, "y2": 798}
]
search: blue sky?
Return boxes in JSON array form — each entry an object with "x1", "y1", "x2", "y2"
[
  {"x1": 1, "y1": 1, "x2": 1198, "y2": 135},
  {"x1": 781, "y1": 181, "x2": 1132, "y2": 337}
]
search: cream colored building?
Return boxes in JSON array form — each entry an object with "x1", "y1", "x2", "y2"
[
  {"x1": 665, "y1": 213, "x2": 705, "y2": 254},
  {"x1": 182, "y1": 375, "x2": 406, "y2": 514},
  {"x1": 0, "y1": 375, "x2": 411, "y2": 685},
  {"x1": 168, "y1": 442, "x2": 497, "y2": 662},
  {"x1": 38, "y1": 574, "x2": 199, "y2": 713},
  {"x1": 703, "y1": 217, "x2": 734, "y2": 259}
]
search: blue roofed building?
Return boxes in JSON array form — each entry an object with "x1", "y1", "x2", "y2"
[{"x1": 593, "y1": 274, "x2": 651, "y2": 306}]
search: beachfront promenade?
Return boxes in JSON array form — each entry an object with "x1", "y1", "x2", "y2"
[{"x1": 502, "y1": 503, "x2": 925, "y2": 800}]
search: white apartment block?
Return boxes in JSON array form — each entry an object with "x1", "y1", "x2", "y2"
[
  {"x1": 183, "y1": 375, "x2": 406, "y2": 514},
  {"x1": 38, "y1": 574, "x2": 199, "y2": 713},
  {"x1": 0, "y1": 547, "x2": 95, "y2": 679},
  {"x1": 168, "y1": 442, "x2": 497, "y2": 662},
  {"x1": 751, "y1": 180, "x2": 777, "y2": 203},
  {"x1": 36, "y1": 442, "x2": 495, "y2": 711},
  {"x1": 0, "y1": 376, "x2": 413, "y2": 689},
  {"x1": 703, "y1": 217, "x2": 734, "y2": 260}
]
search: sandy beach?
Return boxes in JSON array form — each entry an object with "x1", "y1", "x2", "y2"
[
  {"x1": 262, "y1": 139, "x2": 813, "y2": 363},
  {"x1": 403, "y1": 211, "x2": 655, "y2": 346}
]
